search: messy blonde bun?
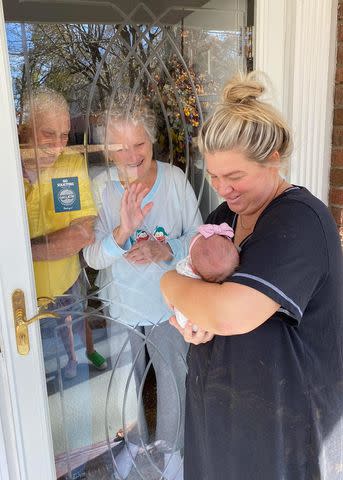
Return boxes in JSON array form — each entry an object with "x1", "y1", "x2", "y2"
[
  {"x1": 222, "y1": 77, "x2": 264, "y2": 105},
  {"x1": 198, "y1": 71, "x2": 292, "y2": 165}
]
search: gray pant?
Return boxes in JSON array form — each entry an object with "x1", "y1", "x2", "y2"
[{"x1": 128, "y1": 321, "x2": 188, "y2": 452}]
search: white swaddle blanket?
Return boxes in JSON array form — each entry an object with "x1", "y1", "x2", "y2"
[{"x1": 174, "y1": 256, "x2": 199, "y2": 331}]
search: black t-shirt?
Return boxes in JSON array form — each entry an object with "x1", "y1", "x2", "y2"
[{"x1": 184, "y1": 187, "x2": 343, "y2": 480}]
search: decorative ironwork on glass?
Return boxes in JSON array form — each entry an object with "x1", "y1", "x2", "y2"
[{"x1": 6, "y1": 2, "x2": 247, "y2": 477}]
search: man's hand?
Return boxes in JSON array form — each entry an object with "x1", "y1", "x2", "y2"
[
  {"x1": 31, "y1": 215, "x2": 96, "y2": 261},
  {"x1": 70, "y1": 216, "x2": 96, "y2": 247}
]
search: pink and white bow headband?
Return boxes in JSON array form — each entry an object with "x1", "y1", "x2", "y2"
[{"x1": 190, "y1": 222, "x2": 234, "y2": 251}]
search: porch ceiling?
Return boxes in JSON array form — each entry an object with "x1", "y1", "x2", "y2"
[{"x1": 3, "y1": 0, "x2": 209, "y2": 24}]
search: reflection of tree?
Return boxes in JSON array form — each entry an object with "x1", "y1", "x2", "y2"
[
  {"x1": 7, "y1": 21, "x2": 240, "y2": 160},
  {"x1": 7, "y1": 23, "x2": 165, "y2": 118}
]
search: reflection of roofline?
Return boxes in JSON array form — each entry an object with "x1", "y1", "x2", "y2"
[{"x1": 3, "y1": 0, "x2": 208, "y2": 24}]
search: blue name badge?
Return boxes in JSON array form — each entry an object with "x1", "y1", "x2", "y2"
[{"x1": 52, "y1": 177, "x2": 81, "y2": 213}]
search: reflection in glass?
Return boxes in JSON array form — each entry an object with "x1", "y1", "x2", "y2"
[{"x1": 6, "y1": 3, "x2": 247, "y2": 477}]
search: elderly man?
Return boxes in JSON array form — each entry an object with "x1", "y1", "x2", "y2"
[{"x1": 21, "y1": 89, "x2": 107, "y2": 379}]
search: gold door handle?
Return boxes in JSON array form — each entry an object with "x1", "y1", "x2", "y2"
[{"x1": 12, "y1": 289, "x2": 60, "y2": 356}]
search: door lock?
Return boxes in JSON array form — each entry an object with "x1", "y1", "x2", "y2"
[{"x1": 12, "y1": 289, "x2": 59, "y2": 355}]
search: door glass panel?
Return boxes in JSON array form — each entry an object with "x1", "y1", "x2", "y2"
[{"x1": 5, "y1": 2, "x2": 248, "y2": 478}]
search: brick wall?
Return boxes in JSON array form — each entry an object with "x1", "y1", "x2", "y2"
[{"x1": 332, "y1": 0, "x2": 343, "y2": 245}]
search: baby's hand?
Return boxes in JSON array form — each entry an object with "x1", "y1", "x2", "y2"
[
  {"x1": 169, "y1": 316, "x2": 214, "y2": 345},
  {"x1": 175, "y1": 312, "x2": 198, "y2": 332}
]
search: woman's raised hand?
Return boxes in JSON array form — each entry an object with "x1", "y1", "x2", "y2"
[{"x1": 114, "y1": 182, "x2": 153, "y2": 246}]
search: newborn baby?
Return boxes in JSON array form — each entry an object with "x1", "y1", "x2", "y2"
[{"x1": 175, "y1": 223, "x2": 239, "y2": 329}]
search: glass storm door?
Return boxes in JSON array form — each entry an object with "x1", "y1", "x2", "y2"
[{"x1": 1, "y1": 1, "x2": 249, "y2": 479}]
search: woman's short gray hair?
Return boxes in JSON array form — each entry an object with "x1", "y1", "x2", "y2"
[
  {"x1": 198, "y1": 71, "x2": 293, "y2": 165},
  {"x1": 104, "y1": 100, "x2": 157, "y2": 143}
]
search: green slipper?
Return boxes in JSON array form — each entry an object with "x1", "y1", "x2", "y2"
[{"x1": 86, "y1": 350, "x2": 107, "y2": 370}]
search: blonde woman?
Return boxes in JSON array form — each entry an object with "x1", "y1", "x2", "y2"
[{"x1": 161, "y1": 73, "x2": 343, "y2": 480}]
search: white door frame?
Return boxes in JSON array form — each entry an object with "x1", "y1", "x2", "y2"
[
  {"x1": 0, "y1": 0, "x2": 338, "y2": 478},
  {"x1": 0, "y1": 2, "x2": 55, "y2": 478},
  {"x1": 255, "y1": 0, "x2": 338, "y2": 203}
]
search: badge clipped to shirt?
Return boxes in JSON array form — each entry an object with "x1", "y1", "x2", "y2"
[{"x1": 52, "y1": 177, "x2": 81, "y2": 212}]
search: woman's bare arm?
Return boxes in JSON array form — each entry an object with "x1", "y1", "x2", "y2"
[{"x1": 160, "y1": 270, "x2": 280, "y2": 336}]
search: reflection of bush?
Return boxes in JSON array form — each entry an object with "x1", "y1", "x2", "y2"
[{"x1": 152, "y1": 56, "x2": 208, "y2": 168}]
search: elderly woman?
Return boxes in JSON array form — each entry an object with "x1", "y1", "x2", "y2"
[
  {"x1": 83, "y1": 102, "x2": 201, "y2": 480},
  {"x1": 161, "y1": 73, "x2": 343, "y2": 480}
]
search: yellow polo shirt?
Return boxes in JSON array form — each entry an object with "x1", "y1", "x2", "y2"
[{"x1": 24, "y1": 152, "x2": 96, "y2": 299}]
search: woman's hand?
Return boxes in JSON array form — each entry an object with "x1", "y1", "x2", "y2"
[
  {"x1": 125, "y1": 239, "x2": 173, "y2": 264},
  {"x1": 114, "y1": 182, "x2": 153, "y2": 246},
  {"x1": 169, "y1": 315, "x2": 214, "y2": 345},
  {"x1": 161, "y1": 283, "x2": 214, "y2": 344}
]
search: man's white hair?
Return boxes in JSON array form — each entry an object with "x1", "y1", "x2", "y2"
[{"x1": 23, "y1": 88, "x2": 69, "y2": 125}]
